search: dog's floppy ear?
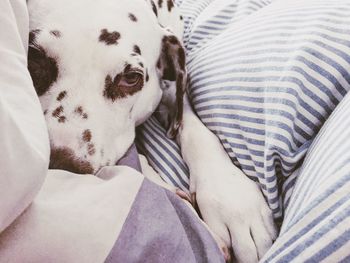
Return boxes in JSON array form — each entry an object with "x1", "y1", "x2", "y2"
[{"x1": 156, "y1": 34, "x2": 186, "y2": 139}]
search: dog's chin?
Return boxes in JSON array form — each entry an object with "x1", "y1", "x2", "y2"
[{"x1": 49, "y1": 140, "x2": 136, "y2": 175}]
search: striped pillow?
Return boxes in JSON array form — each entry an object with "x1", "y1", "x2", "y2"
[{"x1": 136, "y1": 0, "x2": 350, "y2": 219}]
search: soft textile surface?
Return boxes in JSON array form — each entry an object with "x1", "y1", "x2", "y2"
[
  {"x1": 116, "y1": 144, "x2": 142, "y2": 172},
  {"x1": 136, "y1": 0, "x2": 350, "y2": 219},
  {"x1": 0, "y1": 0, "x2": 49, "y2": 232},
  {"x1": 110, "y1": 147, "x2": 224, "y2": 263},
  {"x1": 261, "y1": 87, "x2": 350, "y2": 262},
  {"x1": 105, "y1": 179, "x2": 224, "y2": 263},
  {"x1": 0, "y1": 167, "x2": 145, "y2": 263}
]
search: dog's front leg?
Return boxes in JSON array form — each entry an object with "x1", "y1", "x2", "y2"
[{"x1": 177, "y1": 95, "x2": 278, "y2": 263}]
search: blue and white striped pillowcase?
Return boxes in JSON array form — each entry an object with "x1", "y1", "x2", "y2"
[
  {"x1": 136, "y1": 116, "x2": 190, "y2": 192},
  {"x1": 179, "y1": 0, "x2": 273, "y2": 55},
  {"x1": 137, "y1": 0, "x2": 350, "y2": 219},
  {"x1": 261, "y1": 91, "x2": 350, "y2": 263}
]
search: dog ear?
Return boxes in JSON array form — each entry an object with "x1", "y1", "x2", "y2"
[{"x1": 156, "y1": 34, "x2": 186, "y2": 139}]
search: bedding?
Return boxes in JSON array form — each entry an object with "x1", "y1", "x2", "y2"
[
  {"x1": 262, "y1": 88, "x2": 350, "y2": 262},
  {"x1": 105, "y1": 175, "x2": 225, "y2": 263},
  {"x1": 0, "y1": 0, "x2": 49, "y2": 233},
  {"x1": 136, "y1": 0, "x2": 350, "y2": 261},
  {"x1": 137, "y1": 0, "x2": 350, "y2": 220}
]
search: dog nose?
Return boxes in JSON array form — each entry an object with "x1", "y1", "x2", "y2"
[{"x1": 49, "y1": 147, "x2": 94, "y2": 174}]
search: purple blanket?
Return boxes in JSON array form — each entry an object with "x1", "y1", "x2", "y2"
[{"x1": 106, "y1": 144, "x2": 224, "y2": 262}]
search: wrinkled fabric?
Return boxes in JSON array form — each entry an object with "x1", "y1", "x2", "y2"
[
  {"x1": 0, "y1": 0, "x2": 50, "y2": 233},
  {"x1": 0, "y1": 167, "x2": 144, "y2": 263},
  {"x1": 106, "y1": 179, "x2": 224, "y2": 263}
]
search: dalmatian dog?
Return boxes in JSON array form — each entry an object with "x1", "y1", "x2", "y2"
[{"x1": 27, "y1": 0, "x2": 277, "y2": 262}]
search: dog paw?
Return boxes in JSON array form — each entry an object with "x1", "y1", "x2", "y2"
[
  {"x1": 206, "y1": 223, "x2": 232, "y2": 262},
  {"x1": 194, "y1": 168, "x2": 278, "y2": 263}
]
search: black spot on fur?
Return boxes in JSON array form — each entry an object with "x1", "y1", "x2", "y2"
[
  {"x1": 75, "y1": 106, "x2": 83, "y2": 114},
  {"x1": 99, "y1": 29, "x2": 121, "y2": 45},
  {"x1": 158, "y1": 0, "x2": 163, "y2": 8},
  {"x1": 28, "y1": 46, "x2": 59, "y2": 96},
  {"x1": 52, "y1": 106, "x2": 63, "y2": 118},
  {"x1": 146, "y1": 70, "x2": 149, "y2": 82},
  {"x1": 82, "y1": 129, "x2": 92, "y2": 142},
  {"x1": 180, "y1": 15, "x2": 183, "y2": 20},
  {"x1": 104, "y1": 74, "x2": 121, "y2": 101},
  {"x1": 29, "y1": 29, "x2": 41, "y2": 44},
  {"x1": 104, "y1": 72, "x2": 143, "y2": 101},
  {"x1": 133, "y1": 45, "x2": 141, "y2": 55},
  {"x1": 52, "y1": 106, "x2": 66, "y2": 123},
  {"x1": 87, "y1": 143, "x2": 96, "y2": 156},
  {"x1": 151, "y1": 0, "x2": 158, "y2": 16},
  {"x1": 58, "y1": 116, "x2": 66, "y2": 123},
  {"x1": 50, "y1": 30, "x2": 61, "y2": 37},
  {"x1": 57, "y1": 91, "x2": 67, "y2": 101},
  {"x1": 49, "y1": 147, "x2": 94, "y2": 174},
  {"x1": 138, "y1": 62, "x2": 144, "y2": 67},
  {"x1": 74, "y1": 106, "x2": 88, "y2": 119},
  {"x1": 167, "y1": 0, "x2": 174, "y2": 11},
  {"x1": 129, "y1": 13, "x2": 137, "y2": 22}
]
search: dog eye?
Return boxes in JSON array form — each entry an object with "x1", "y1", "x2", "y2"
[{"x1": 121, "y1": 72, "x2": 143, "y2": 86}]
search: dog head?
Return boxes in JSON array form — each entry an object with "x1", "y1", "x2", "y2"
[{"x1": 27, "y1": 0, "x2": 186, "y2": 174}]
